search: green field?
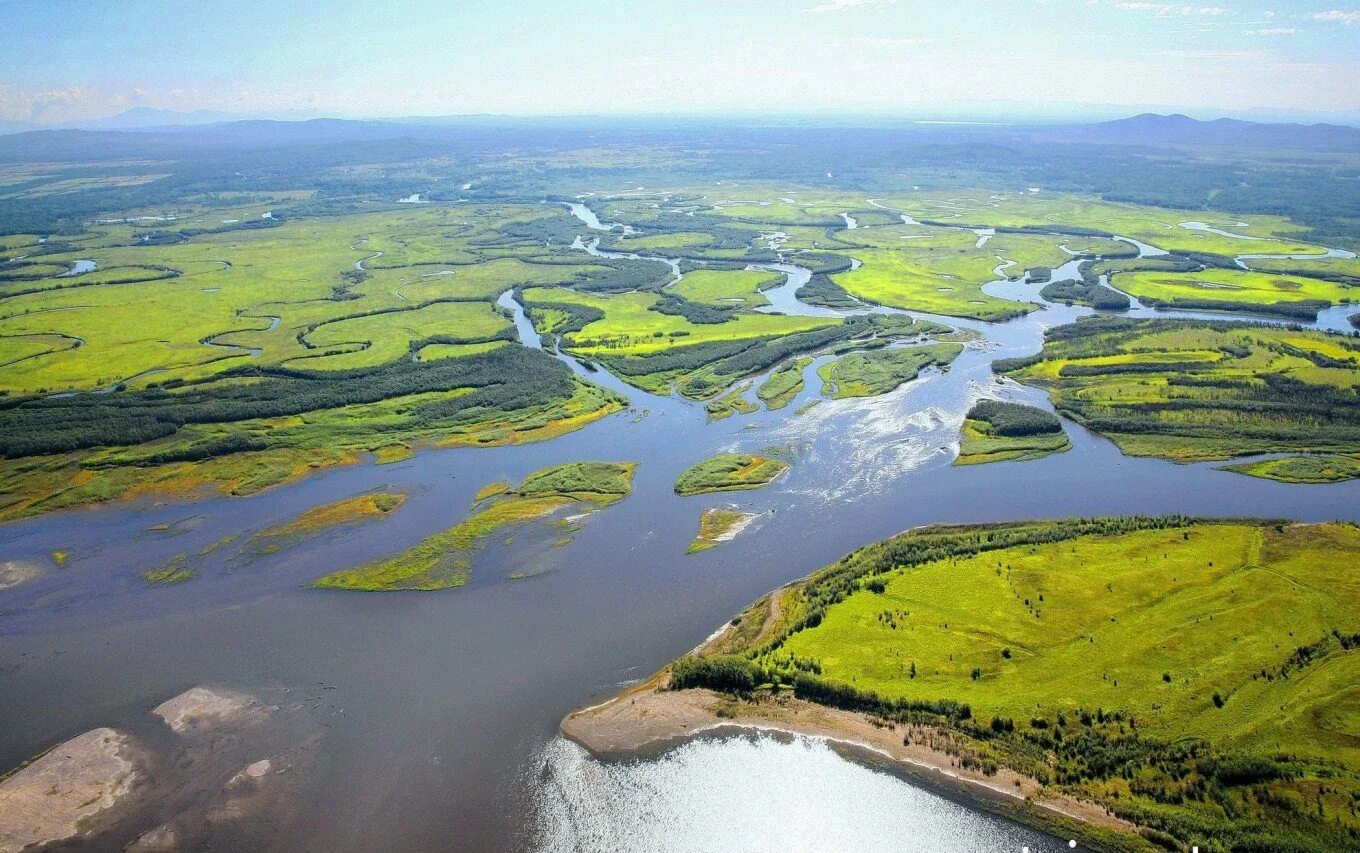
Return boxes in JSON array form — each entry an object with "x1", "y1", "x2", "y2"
[
  {"x1": 674, "y1": 453, "x2": 789, "y2": 496},
  {"x1": 1221, "y1": 455, "x2": 1360, "y2": 484},
  {"x1": 818, "y1": 343, "x2": 963, "y2": 398},
  {"x1": 1111, "y1": 267, "x2": 1355, "y2": 319},
  {"x1": 678, "y1": 517, "x2": 1360, "y2": 852},
  {"x1": 755, "y1": 357, "x2": 812, "y2": 410},
  {"x1": 668, "y1": 269, "x2": 782, "y2": 308},
  {"x1": 312, "y1": 461, "x2": 634, "y2": 590},
  {"x1": 996, "y1": 317, "x2": 1360, "y2": 463}
]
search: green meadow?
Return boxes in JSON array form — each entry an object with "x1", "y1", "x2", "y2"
[
  {"x1": 678, "y1": 518, "x2": 1360, "y2": 852},
  {"x1": 997, "y1": 317, "x2": 1360, "y2": 464},
  {"x1": 674, "y1": 453, "x2": 789, "y2": 496}
]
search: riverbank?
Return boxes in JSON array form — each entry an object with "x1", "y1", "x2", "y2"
[{"x1": 561, "y1": 673, "x2": 1141, "y2": 850}]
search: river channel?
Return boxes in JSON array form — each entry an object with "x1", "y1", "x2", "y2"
[{"x1": 1, "y1": 202, "x2": 1357, "y2": 851}]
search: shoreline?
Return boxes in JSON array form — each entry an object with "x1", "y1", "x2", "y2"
[{"x1": 560, "y1": 603, "x2": 1140, "y2": 849}]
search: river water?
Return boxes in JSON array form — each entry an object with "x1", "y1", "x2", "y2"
[{"x1": 1, "y1": 202, "x2": 1358, "y2": 851}]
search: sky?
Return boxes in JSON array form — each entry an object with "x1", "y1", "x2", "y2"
[{"x1": 2, "y1": 0, "x2": 1359, "y2": 124}]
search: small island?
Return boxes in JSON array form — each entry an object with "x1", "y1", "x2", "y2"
[
  {"x1": 818, "y1": 343, "x2": 962, "y2": 399},
  {"x1": 686, "y1": 507, "x2": 760, "y2": 554},
  {"x1": 954, "y1": 400, "x2": 1070, "y2": 465},
  {"x1": 313, "y1": 461, "x2": 635, "y2": 591},
  {"x1": 674, "y1": 453, "x2": 789, "y2": 496}
]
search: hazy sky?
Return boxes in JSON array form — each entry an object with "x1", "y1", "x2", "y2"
[{"x1": 2, "y1": 0, "x2": 1358, "y2": 122}]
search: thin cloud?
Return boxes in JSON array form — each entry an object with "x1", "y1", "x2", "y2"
[
  {"x1": 1116, "y1": 2, "x2": 1227, "y2": 15},
  {"x1": 1311, "y1": 9, "x2": 1360, "y2": 23},
  {"x1": 1247, "y1": 27, "x2": 1299, "y2": 35},
  {"x1": 804, "y1": 0, "x2": 898, "y2": 13}
]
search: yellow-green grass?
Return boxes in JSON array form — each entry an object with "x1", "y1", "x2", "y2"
[
  {"x1": 668, "y1": 269, "x2": 782, "y2": 308},
  {"x1": 311, "y1": 461, "x2": 634, "y2": 591},
  {"x1": 875, "y1": 190, "x2": 1328, "y2": 257},
  {"x1": 0, "y1": 204, "x2": 573, "y2": 394},
  {"x1": 756, "y1": 357, "x2": 812, "y2": 410},
  {"x1": 1242, "y1": 255, "x2": 1360, "y2": 280},
  {"x1": 1000, "y1": 318, "x2": 1360, "y2": 461},
  {"x1": 1221, "y1": 455, "x2": 1360, "y2": 484},
  {"x1": 609, "y1": 231, "x2": 716, "y2": 252},
  {"x1": 705, "y1": 384, "x2": 759, "y2": 420},
  {"x1": 954, "y1": 419, "x2": 1071, "y2": 465},
  {"x1": 818, "y1": 343, "x2": 963, "y2": 398},
  {"x1": 243, "y1": 492, "x2": 405, "y2": 556},
  {"x1": 0, "y1": 379, "x2": 624, "y2": 523},
  {"x1": 674, "y1": 453, "x2": 789, "y2": 496},
  {"x1": 827, "y1": 226, "x2": 1036, "y2": 320},
  {"x1": 294, "y1": 301, "x2": 513, "y2": 371},
  {"x1": 142, "y1": 554, "x2": 195, "y2": 585},
  {"x1": 416, "y1": 340, "x2": 509, "y2": 362},
  {"x1": 777, "y1": 522, "x2": 1360, "y2": 764},
  {"x1": 473, "y1": 481, "x2": 511, "y2": 503},
  {"x1": 1112, "y1": 267, "x2": 1356, "y2": 313},
  {"x1": 687, "y1": 508, "x2": 757, "y2": 554},
  {"x1": 520, "y1": 287, "x2": 832, "y2": 356}
]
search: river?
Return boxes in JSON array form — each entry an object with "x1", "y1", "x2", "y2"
[{"x1": 1, "y1": 202, "x2": 1358, "y2": 851}]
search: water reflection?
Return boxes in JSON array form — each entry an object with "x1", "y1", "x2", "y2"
[{"x1": 533, "y1": 733, "x2": 1077, "y2": 853}]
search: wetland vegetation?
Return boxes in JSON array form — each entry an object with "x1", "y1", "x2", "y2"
[
  {"x1": 311, "y1": 461, "x2": 634, "y2": 591},
  {"x1": 955, "y1": 400, "x2": 1070, "y2": 465},
  {"x1": 4, "y1": 111, "x2": 1360, "y2": 851},
  {"x1": 657, "y1": 517, "x2": 1360, "y2": 852},
  {"x1": 674, "y1": 453, "x2": 790, "y2": 497}
]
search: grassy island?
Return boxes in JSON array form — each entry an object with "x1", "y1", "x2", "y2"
[
  {"x1": 674, "y1": 453, "x2": 789, "y2": 496},
  {"x1": 955, "y1": 400, "x2": 1070, "y2": 465},
  {"x1": 818, "y1": 343, "x2": 963, "y2": 399},
  {"x1": 686, "y1": 507, "x2": 759, "y2": 554},
  {"x1": 312, "y1": 461, "x2": 634, "y2": 591}
]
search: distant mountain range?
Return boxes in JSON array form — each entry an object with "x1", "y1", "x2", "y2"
[
  {"x1": 0, "y1": 110, "x2": 1356, "y2": 155},
  {"x1": 1049, "y1": 112, "x2": 1360, "y2": 152}
]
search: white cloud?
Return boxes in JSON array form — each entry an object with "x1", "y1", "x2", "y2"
[
  {"x1": 1247, "y1": 27, "x2": 1299, "y2": 35},
  {"x1": 846, "y1": 36, "x2": 943, "y2": 45},
  {"x1": 804, "y1": 0, "x2": 898, "y2": 13},
  {"x1": 1116, "y1": 2, "x2": 1227, "y2": 14},
  {"x1": 1311, "y1": 9, "x2": 1360, "y2": 23}
]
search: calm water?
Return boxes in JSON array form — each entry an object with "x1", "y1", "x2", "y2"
[{"x1": 2, "y1": 211, "x2": 1358, "y2": 850}]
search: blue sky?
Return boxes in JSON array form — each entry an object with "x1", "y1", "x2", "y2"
[{"x1": 1, "y1": 0, "x2": 1358, "y2": 122}]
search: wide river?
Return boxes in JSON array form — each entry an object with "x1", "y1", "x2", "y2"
[{"x1": 2, "y1": 209, "x2": 1358, "y2": 851}]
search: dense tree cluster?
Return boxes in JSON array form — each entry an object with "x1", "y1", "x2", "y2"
[
  {"x1": 965, "y1": 400, "x2": 1062, "y2": 436},
  {"x1": 0, "y1": 345, "x2": 577, "y2": 456}
]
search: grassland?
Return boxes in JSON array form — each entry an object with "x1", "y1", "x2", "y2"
[
  {"x1": 667, "y1": 517, "x2": 1360, "y2": 852},
  {"x1": 755, "y1": 357, "x2": 811, "y2": 410},
  {"x1": 521, "y1": 286, "x2": 832, "y2": 357},
  {"x1": 825, "y1": 225, "x2": 1039, "y2": 320},
  {"x1": 674, "y1": 453, "x2": 789, "y2": 496},
  {"x1": 996, "y1": 316, "x2": 1360, "y2": 463},
  {"x1": 869, "y1": 190, "x2": 1329, "y2": 257},
  {"x1": 311, "y1": 461, "x2": 634, "y2": 591},
  {"x1": 686, "y1": 507, "x2": 758, "y2": 554},
  {"x1": 0, "y1": 202, "x2": 643, "y2": 520},
  {"x1": 1111, "y1": 267, "x2": 1355, "y2": 319},
  {"x1": 668, "y1": 269, "x2": 782, "y2": 308},
  {"x1": 1221, "y1": 455, "x2": 1360, "y2": 484},
  {"x1": 818, "y1": 343, "x2": 963, "y2": 398},
  {"x1": 955, "y1": 401, "x2": 1070, "y2": 465}
]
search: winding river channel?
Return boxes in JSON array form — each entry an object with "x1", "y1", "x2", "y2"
[{"x1": 2, "y1": 204, "x2": 1359, "y2": 851}]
